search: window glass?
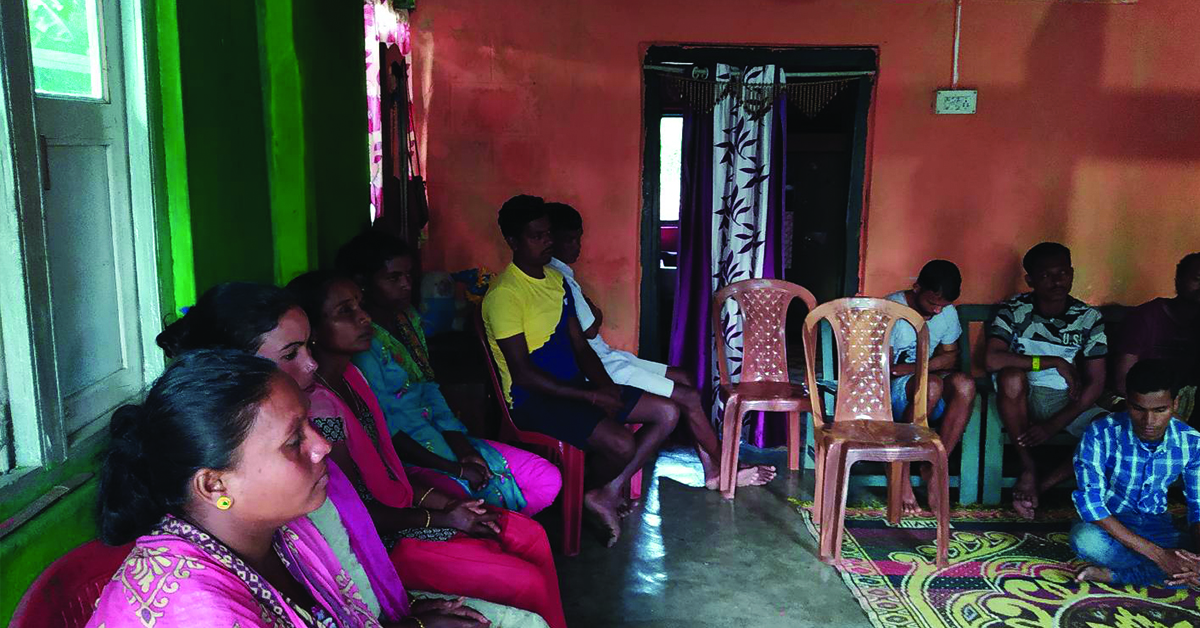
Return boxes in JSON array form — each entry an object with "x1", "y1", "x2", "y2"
[{"x1": 26, "y1": 0, "x2": 106, "y2": 100}]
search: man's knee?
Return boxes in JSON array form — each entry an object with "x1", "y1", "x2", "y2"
[
  {"x1": 669, "y1": 367, "x2": 696, "y2": 389},
  {"x1": 659, "y1": 398, "x2": 682, "y2": 430},
  {"x1": 673, "y1": 384, "x2": 703, "y2": 412},
  {"x1": 997, "y1": 368, "x2": 1029, "y2": 400},
  {"x1": 926, "y1": 376, "x2": 945, "y2": 404},
  {"x1": 590, "y1": 424, "x2": 636, "y2": 463},
  {"x1": 946, "y1": 372, "x2": 977, "y2": 400},
  {"x1": 1070, "y1": 522, "x2": 1119, "y2": 564}
]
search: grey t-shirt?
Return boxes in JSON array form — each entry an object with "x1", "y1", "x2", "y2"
[{"x1": 886, "y1": 291, "x2": 962, "y2": 365}]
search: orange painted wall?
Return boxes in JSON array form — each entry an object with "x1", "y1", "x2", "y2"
[{"x1": 412, "y1": 0, "x2": 1200, "y2": 353}]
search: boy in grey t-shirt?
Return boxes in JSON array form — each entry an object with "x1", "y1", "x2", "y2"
[{"x1": 888, "y1": 260, "x2": 977, "y2": 515}]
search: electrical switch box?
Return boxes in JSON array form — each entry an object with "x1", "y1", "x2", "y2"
[{"x1": 935, "y1": 89, "x2": 977, "y2": 115}]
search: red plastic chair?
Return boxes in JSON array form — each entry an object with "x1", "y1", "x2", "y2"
[
  {"x1": 11, "y1": 539, "x2": 134, "y2": 628},
  {"x1": 473, "y1": 311, "x2": 640, "y2": 556},
  {"x1": 712, "y1": 279, "x2": 817, "y2": 500}
]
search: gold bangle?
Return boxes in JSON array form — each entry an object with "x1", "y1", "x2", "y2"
[
  {"x1": 417, "y1": 486, "x2": 435, "y2": 507},
  {"x1": 423, "y1": 508, "x2": 431, "y2": 528}
]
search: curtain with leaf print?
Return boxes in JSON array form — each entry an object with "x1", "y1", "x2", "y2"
[
  {"x1": 710, "y1": 63, "x2": 784, "y2": 425},
  {"x1": 670, "y1": 64, "x2": 785, "y2": 442}
]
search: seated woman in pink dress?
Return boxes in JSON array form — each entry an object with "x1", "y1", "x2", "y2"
[
  {"x1": 88, "y1": 349, "x2": 495, "y2": 628},
  {"x1": 287, "y1": 271, "x2": 566, "y2": 628},
  {"x1": 153, "y1": 283, "x2": 552, "y2": 627},
  {"x1": 336, "y1": 231, "x2": 560, "y2": 515}
]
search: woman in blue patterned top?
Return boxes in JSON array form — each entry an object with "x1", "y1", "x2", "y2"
[{"x1": 338, "y1": 231, "x2": 561, "y2": 516}]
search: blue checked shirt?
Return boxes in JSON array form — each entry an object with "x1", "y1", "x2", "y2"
[{"x1": 1072, "y1": 412, "x2": 1200, "y2": 524}]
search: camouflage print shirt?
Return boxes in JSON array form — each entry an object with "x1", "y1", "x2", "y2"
[{"x1": 988, "y1": 292, "x2": 1107, "y2": 390}]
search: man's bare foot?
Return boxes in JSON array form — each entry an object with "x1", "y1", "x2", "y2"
[
  {"x1": 1076, "y1": 565, "x2": 1114, "y2": 583},
  {"x1": 900, "y1": 481, "x2": 923, "y2": 516},
  {"x1": 1012, "y1": 470, "x2": 1039, "y2": 520},
  {"x1": 703, "y1": 464, "x2": 777, "y2": 490},
  {"x1": 735, "y1": 464, "x2": 776, "y2": 487},
  {"x1": 583, "y1": 489, "x2": 621, "y2": 547},
  {"x1": 616, "y1": 497, "x2": 636, "y2": 518},
  {"x1": 1012, "y1": 497, "x2": 1036, "y2": 520}
]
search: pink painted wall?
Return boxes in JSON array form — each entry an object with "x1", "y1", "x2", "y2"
[{"x1": 412, "y1": 0, "x2": 1200, "y2": 352}]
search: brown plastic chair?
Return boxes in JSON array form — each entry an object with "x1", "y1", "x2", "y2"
[
  {"x1": 802, "y1": 297, "x2": 949, "y2": 568},
  {"x1": 713, "y1": 279, "x2": 817, "y2": 499}
]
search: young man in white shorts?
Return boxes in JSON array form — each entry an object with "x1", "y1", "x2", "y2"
[{"x1": 546, "y1": 202, "x2": 774, "y2": 491}]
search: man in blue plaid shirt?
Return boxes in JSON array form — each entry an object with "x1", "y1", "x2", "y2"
[{"x1": 1071, "y1": 359, "x2": 1200, "y2": 587}]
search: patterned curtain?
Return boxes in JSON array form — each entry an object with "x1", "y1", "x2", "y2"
[
  {"x1": 365, "y1": 1, "x2": 411, "y2": 221},
  {"x1": 710, "y1": 64, "x2": 782, "y2": 420}
]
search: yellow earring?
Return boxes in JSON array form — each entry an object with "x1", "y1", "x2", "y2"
[{"x1": 215, "y1": 495, "x2": 233, "y2": 510}]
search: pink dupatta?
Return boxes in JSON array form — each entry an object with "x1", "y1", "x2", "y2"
[
  {"x1": 85, "y1": 515, "x2": 380, "y2": 628},
  {"x1": 309, "y1": 365, "x2": 414, "y2": 509},
  {"x1": 323, "y1": 460, "x2": 410, "y2": 619}
]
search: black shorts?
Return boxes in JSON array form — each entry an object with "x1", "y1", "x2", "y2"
[{"x1": 509, "y1": 385, "x2": 644, "y2": 450}]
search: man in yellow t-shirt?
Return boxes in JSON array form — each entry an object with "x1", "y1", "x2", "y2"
[{"x1": 482, "y1": 194, "x2": 678, "y2": 547}]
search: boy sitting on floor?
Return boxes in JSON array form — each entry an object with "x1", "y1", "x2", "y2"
[
  {"x1": 545, "y1": 201, "x2": 774, "y2": 491},
  {"x1": 1072, "y1": 359, "x2": 1200, "y2": 588},
  {"x1": 985, "y1": 242, "x2": 1109, "y2": 519},
  {"x1": 885, "y1": 260, "x2": 976, "y2": 514},
  {"x1": 481, "y1": 194, "x2": 678, "y2": 546}
]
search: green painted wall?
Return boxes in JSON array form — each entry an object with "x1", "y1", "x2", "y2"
[
  {"x1": 1, "y1": 0, "x2": 371, "y2": 623},
  {"x1": 178, "y1": 0, "x2": 276, "y2": 293},
  {"x1": 295, "y1": 0, "x2": 371, "y2": 271},
  {"x1": 155, "y1": 0, "x2": 196, "y2": 316}
]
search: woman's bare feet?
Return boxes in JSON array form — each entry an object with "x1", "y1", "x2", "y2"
[
  {"x1": 1012, "y1": 470, "x2": 1039, "y2": 520},
  {"x1": 583, "y1": 488, "x2": 622, "y2": 547},
  {"x1": 703, "y1": 464, "x2": 777, "y2": 490},
  {"x1": 1076, "y1": 565, "x2": 1114, "y2": 583}
]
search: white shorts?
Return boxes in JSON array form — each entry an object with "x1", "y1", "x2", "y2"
[{"x1": 599, "y1": 348, "x2": 675, "y2": 398}]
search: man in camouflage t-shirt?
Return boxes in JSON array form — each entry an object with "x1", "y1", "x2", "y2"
[{"x1": 986, "y1": 242, "x2": 1109, "y2": 519}]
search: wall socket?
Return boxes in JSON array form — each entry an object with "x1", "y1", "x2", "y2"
[{"x1": 935, "y1": 89, "x2": 977, "y2": 115}]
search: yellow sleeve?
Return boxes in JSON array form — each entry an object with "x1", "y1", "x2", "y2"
[{"x1": 482, "y1": 285, "x2": 525, "y2": 341}]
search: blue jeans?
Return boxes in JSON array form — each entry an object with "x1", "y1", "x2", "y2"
[{"x1": 1070, "y1": 512, "x2": 1190, "y2": 586}]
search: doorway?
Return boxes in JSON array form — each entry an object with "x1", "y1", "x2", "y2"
[{"x1": 640, "y1": 46, "x2": 877, "y2": 362}]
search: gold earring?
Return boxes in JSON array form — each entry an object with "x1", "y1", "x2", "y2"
[{"x1": 216, "y1": 495, "x2": 233, "y2": 510}]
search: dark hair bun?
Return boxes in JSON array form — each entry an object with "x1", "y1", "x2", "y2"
[
  {"x1": 96, "y1": 349, "x2": 280, "y2": 545},
  {"x1": 155, "y1": 283, "x2": 298, "y2": 359},
  {"x1": 156, "y1": 314, "x2": 194, "y2": 358},
  {"x1": 98, "y1": 404, "x2": 160, "y2": 545}
]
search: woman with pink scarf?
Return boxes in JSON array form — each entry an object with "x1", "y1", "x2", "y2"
[
  {"x1": 121, "y1": 284, "x2": 551, "y2": 627},
  {"x1": 87, "y1": 349, "x2": 496, "y2": 627},
  {"x1": 287, "y1": 272, "x2": 566, "y2": 628}
]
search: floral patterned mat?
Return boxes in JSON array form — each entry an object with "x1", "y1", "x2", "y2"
[{"x1": 791, "y1": 499, "x2": 1199, "y2": 628}]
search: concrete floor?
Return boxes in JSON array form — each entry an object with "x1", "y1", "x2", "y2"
[{"x1": 552, "y1": 446, "x2": 874, "y2": 628}]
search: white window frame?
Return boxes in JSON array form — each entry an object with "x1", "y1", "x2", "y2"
[{"x1": 0, "y1": 0, "x2": 163, "y2": 497}]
